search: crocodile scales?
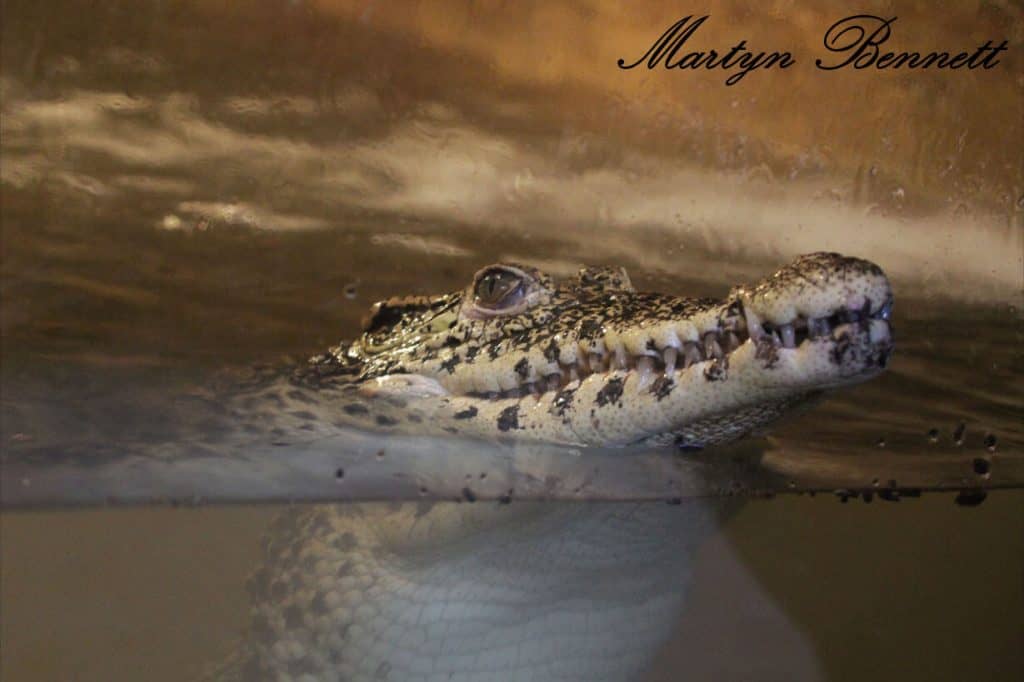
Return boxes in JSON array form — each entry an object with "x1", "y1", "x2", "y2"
[{"x1": 294, "y1": 252, "x2": 894, "y2": 449}]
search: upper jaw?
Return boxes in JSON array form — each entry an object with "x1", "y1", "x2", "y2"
[
  {"x1": 428, "y1": 294, "x2": 892, "y2": 400},
  {"x1": 734, "y1": 294, "x2": 893, "y2": 352},
  {"x1": 420, "y1": 253, "x2": 895, "y2": 399},
  {"x1": 731, "y1": 252, "x2": 893, "y2": 329}
]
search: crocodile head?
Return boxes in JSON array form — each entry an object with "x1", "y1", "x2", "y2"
[{"x1": 309, "y1": 252, "x2": 894, "y2": 448}]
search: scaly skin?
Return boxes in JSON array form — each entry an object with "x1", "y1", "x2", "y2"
[
  {"x1": 222, "y1": 253, "x2": 893, "y2": 682},
  {"x1": 301, "y1": 252, "x2": 894, "y2": 449}
]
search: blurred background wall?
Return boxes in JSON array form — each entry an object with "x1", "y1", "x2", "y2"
[{"x1": 3, "y1": 0, "x2": 1021, "y2": 312}]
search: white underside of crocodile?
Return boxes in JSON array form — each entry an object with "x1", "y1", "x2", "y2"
[{"x1": 219, "y1": 500, "x2": 733, "y2": 682}]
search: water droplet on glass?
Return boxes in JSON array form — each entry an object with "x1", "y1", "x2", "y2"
[
  {"x1": 927, "y1": 428, "x2": 939, "y2": 443},
  {"x1": 953, "y1": 422, "x2": 966, "y2": 445},
  {"x1": 955, "y1": 490, "x2": 987, "y2": 507},
  {"x1": 983, "y1": 434, "x2": 997, "y2": 452},
  {"x1": 972, "y1": 458, "x2": 991, "y2": 477}
]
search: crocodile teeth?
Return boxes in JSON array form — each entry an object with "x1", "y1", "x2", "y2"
[
  {"x1": 663, "y1": 347, "x2": 677, "y2": 374},
  {"x1": 869, "y1": 320, "x2": 891, "y2": 343},
  {"x1": 743, "y1": 305, "x2": 762, "y2": 340},
  {"x1": 577, "y1": 353, "x2": 591, "y2": 372},
  {"x1": 703, "y1": 333, "x2": 723, "y2": 360},
  {"x1": 682, "y1": 342, "x2": 702, "y2": 368},
  {"x1": 636, "y1": 356, "x2": 656, "y2": 389},
  {"x1": 614, "y1": 346, "x2": 629, "y2": 370},
  {"x1": 780, "y1": 324, "x2": 796, "y2": 348},
  {"x1": 462, "y1": 292, "x2": 894, "y2": 402}
]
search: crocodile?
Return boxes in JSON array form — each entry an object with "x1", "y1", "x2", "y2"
[
  {"x1": 222, "y1": 252, "x2": 894, "y2": 682},
  {"x1": 298, "y1": 251, "x2": 893, "y2": 449}
]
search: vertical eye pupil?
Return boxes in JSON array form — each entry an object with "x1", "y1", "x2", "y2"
[{"x1": 476, "y1": 269, "x2": 523, "y2": 308}]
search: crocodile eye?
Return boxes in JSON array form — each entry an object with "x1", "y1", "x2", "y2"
[{"x1": 474, "y1": 268, "x2": 524, "y2": 309}]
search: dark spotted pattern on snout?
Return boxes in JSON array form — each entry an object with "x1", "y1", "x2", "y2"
[
  {"x1": 440, "y1": 354, "x2": 462, "y2": 374},
  {"x1": 703, "y1": 357, "x2": 728, "y2": 382},
  {"x1": 454, "y1": 406, "x2": 478, "y2": 420},
  {"x1": 595, "y1": 377, "x2": 625, "y2": 408},
  {"x1": 578, "y1": 318, "x2": 604, "y2": 340},
  {"x1": 543, "y1": 338, "x2": 560, "y2": 363},
  {"x1": 755, "y1": 339, "x2": 780, "y2": 369},
  {"x1": 342, "y1": 403, "x2": 369, "y2": 416},
  {"x1": 497, "y1": 405, "x2": 521, "y2": 431},
  {"x1": 514, "y1": 357, "x2": 530, "y2": 379},
  {"x1": 650, "y1": 376, "x2": 675, "y2": 401},
  {"x1": 831, "y1": 332, "x2": 854, "y2": 366},
  {"x1": 552, "y1": 387, "x2": 576, "y2": 418}
]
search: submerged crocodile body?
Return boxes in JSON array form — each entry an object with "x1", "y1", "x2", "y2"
[{"x1": 227, "y1": 253, "x2": 894, "y2": 682}]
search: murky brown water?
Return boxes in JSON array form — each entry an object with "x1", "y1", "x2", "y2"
[{"x1": 2, "y1": 1, "x2": 1022, "y2": 680}]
